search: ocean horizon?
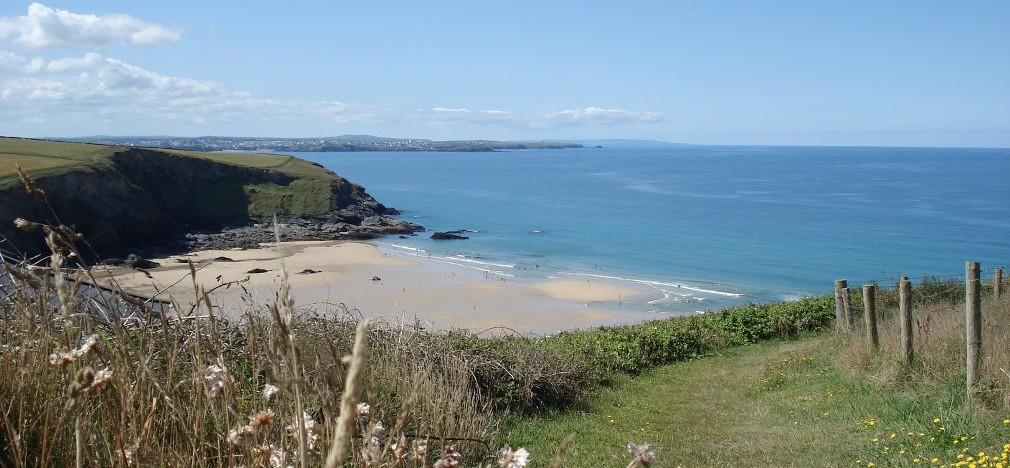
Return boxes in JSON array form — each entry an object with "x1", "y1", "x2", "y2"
[{"x1": 289, "y1": 144, "x2": 1010, "y2": 316}]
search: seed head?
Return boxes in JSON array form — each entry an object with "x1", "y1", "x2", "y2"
[
  {"x1": 200, "y1": 364, "x2": 231, "y2": 397},
  {"x1": 626, "y1": 442, "x2": 655, "y2": 467},
  {"x1": 227, "y1": 425, "x2": 255, "y2": 447},
  {"x1": 498, "y1": 445, "x2": 530, "y2": 468},
  {"x1": 249, "y1": 409, "x2": 274, "y2": 429},
  {"x1": 262, "y1": 383, "x2": 279, "y2": 402},
  {"x1": 13, "y1": 217, "x2": 38, "y2": 232},
  {"x1": 89, "y1": 368, "x2": 113, "y2": 392}
]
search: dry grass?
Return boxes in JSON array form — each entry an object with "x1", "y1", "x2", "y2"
[
  {"x1": 837, "y1": 279, "x2": 1010, "y2": 408},
  {"x1": 0, "y1": 249, "x2": 511, "y2": 466}
]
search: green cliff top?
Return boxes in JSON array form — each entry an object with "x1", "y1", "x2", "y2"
[{"x1": 0, "y1": 137, "x2": 335, "y2": 189}]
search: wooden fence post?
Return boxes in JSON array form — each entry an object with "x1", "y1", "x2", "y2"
[
  {"x1": 863, "y1": 284, "x2": 878, "y2": 354},
  {"x1": 841, "y1": 287, "x2": 852, "y2": 327},
  {"x1": 966, "y1": 261, "x2": 982, "y2": 402},
  {"x1": 835, "y1": 279, "x2": 849, "y2": 332},
  {"x1": 995, "y1": 267, "x2": 1003, "y2": 298},
  {"x1": 899, "y1": 276, "x2": 913, "y2": 365}
]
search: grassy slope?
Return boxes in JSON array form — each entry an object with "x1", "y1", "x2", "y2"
[
  {"x1": 0, "y1": 137, "x2": 334, "y2": 181},
  {"x1": 0, "y1": 137, "x2": 345, "y2": 217},
  {"x1": 505, "y1": 333, "x2": 1010, "y2": 467}
]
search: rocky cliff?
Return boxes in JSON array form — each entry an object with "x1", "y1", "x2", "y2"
[{"x1": 0, "y1": 138, "x2": 419, "y2": 261}]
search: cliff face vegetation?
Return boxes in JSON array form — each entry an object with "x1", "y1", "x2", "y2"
[{"x1": 0, "y1": 138, "x2": 405, "y2": 259}]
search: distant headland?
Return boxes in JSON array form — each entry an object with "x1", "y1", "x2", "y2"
[{"x1": 61, "y1": 135, "x2": 584, "y2": 153}]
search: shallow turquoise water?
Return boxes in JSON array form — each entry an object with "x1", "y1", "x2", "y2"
[{"x1": 290, "y1": 145, "x2": 1010, "y2": 314}]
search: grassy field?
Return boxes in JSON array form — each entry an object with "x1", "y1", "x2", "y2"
[
  {"x1": 505, "y1": 336, "x2": 1008, "y2": 467},
  {"x1": 505, "y1": 293, "x2": 1010, "y2": 467},
  {"x1": 0, "y1": 137, "x2": 335, "y2": 182},
  {"x1": 0, "y1": 137, "x2": 352, "y2": 220}
]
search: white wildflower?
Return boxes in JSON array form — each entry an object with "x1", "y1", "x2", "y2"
[
  {"x1": 286, "y1": 412, "x2": 319, "y2": 451},
  {"x1": 74, "y1": 334, "x2": 99, "y2": 356},
  {"x1": 89, "y1": 368, "x2": 113, "y2": 392},
  {"x1": 253, "y1": 444, "x2": 287, "y2": 468},
  {"x1": 227, "y1": 425, "x2": 255, "y2": 447},
  {"x1": 262, "y1": 383, "x2": 279, "y2": 402},
  {"x1": 13, "y1": 217, "x2": 38, "y2": 232},
  {"x1": 626, "y1": 442, "x2": 655, "y2": 467},
  {"x1": 48, "y1": 350, "x2": 74, "y2": 366},
  {"x1": 49, "y1": 334, "x2": 100, "y2": 366},
  {"x1": 411, "y1": 439, "x2": 428, "y2": 460},
  {"x1": 498, "y1": 445, "x2": 530, "y2": 468},
  {"x1": 434, "y1": 445, "x2": 461, "y2": 468},
  {"x1": 201, "y1": 364, "x2": 231, "y2": 397},
  {"x1": 391, "y1": 434, "x2": 408, "y2": 459},
  {"x1": 356, "y1": 402, "x2": 371, "y2": 418}
]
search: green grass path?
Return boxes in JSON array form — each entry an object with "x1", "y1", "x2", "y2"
[{"x1": 503, "y1": 335, "x2": 1010, "y2": 467}]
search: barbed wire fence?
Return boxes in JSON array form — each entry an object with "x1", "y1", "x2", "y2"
[{"x1": 833, "y1": 261, "x2": 1008, "y2": 404}]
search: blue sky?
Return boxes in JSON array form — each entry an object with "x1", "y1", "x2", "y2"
[{"x1": 1, "y1": 1, "x2": 1007, "y2": 147}]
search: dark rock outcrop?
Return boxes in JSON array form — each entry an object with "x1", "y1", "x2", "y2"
[
  {"x1": 431, "y1": 231, "x2": 469, "y2": 240},
  {"x1": 123, "y1": 254, "x2": 159, "y2": 270},
  {"x1": 0, "y1": 144, "x2": 422, "y2": 261}
]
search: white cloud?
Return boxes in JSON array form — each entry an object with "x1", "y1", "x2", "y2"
[
  {"x1": 420, "y1": 105, "x2": 662, "y2": 128},
  {"x1": 0, "y1": 3, "x2": 181, "y2": 48},
  {"x1": 0, "y1": 52, "x2": 374, "y2": 126},
  {"x1": 0, "y1": 50, "x2": 661, "y2": 134},
  {"x1": 0, "y1": 50, "x2": 43, "y2": 73},
  {"x1": 549, "y1": 106, "x2": 664, "y2": 125},
  {"x1": 45, "y1": 52, "x2": 102, "y2": 71},
  {"x1": 431, "y1": 107, "x2": 471, "y2": 113}
]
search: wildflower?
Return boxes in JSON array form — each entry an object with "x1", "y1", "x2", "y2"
[
  {"x1": 49, "y1": 351, "x2": 74, "y2": 366},
  {"x1": 391, "y1": 434, "x2": 408, "y2": 459},
  {"x1": 89, "y1": 368, "x2": 113, "y2": 392},
  {"x1": 49, "y1": 334, "x2": 100, "y2": 366},
  {"x1": 356, "y1": 402, "x2": 371, "y2": 418},
  {"x1": 434, "y1": 445, "x2": 462, "y2": 468},
  {"x1": 498, "y1": 445, "x2": 530, "y2": 468},
  {"x1": 286, "y1": 412, "x2": 319, "y2": 451},
  {"x1": 13, "y1": 217, "x2": 38, "y2": 232},
  {"x1": 411, "y1": 439, "x2": 428, "y2": 460},
  {"x1": 262, "y1": 383, "x2": 279, "y2": 402},
  {"x1": 227, "y1": 425, "x2": 255, "y2": 447},
  {"x1": 627, "y1": 442, "x2": 655, "y2": 467},
  {"x1": 200, "y1": 364, "x2": 231, "y2": 397},
  {"x1": 253, "y1": 444, "x2": 286, "y2": 468},
  {"x1": 360, "y1": 421, "x2": 387, "y2": 461},
  {"x1": 249, "y1": 409, "x2": 274, "y2": 429}
]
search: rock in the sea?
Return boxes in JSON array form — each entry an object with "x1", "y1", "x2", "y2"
[
  {"x1": 246, "y1": 268, "x2": 270, "y2": 274},
  {"x1": 298, "y1": 268, "x2": 319, "y2": 274},
  {"x1": 213, "y1": 256, "x2": 235, "y2": 262},
  {"x1": 123, "y1": 254, "x2": 159, "y2": 269},
  {"x1": 431, "y1": 231, "x2": 469, "y2": 240}
]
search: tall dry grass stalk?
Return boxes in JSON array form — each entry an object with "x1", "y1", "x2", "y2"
[
  {"x1": 837, "y1": 281, "x2": 1010, "y2": 408},
  {"x1": 324, "y1": 320, "x2": 367, "y2": 467}
]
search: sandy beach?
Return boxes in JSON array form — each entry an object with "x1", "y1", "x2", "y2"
[{"x1": 90, "y1": 240, "x2": 661, "y2": 333}]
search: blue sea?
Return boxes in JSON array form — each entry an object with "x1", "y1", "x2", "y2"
[{"x1": 290, "y1": 145, "x2": 1010, "y2": 314}]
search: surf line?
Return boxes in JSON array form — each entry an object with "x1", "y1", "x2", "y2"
[
  {"x1": 426, "y1": 258, "x2": 516, "y2": 277},
  {"x1": 561, "y1": 272, "x2": 744, "y2": 298}
]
